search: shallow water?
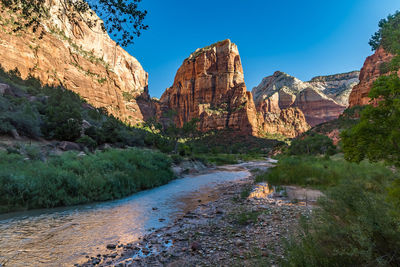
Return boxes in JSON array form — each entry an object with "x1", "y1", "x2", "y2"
[{"x1": 0, "y1": 162, "x2": 269, "y2": 267}]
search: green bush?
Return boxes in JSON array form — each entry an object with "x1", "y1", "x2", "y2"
[
  {"x1": 256, "y1": 155, "x2": 393, "y2": 190},
  {"x1": 289, "y1": 133, "x2": 336, "y2": 156},
  {"x1": 77, "y1": 135, "x2": 97, "y2": 151},
  {"x1": 170, "y1": 154, "x2": 184, "y2": 164},
  {"x1": 0, "y1": 148, "x2": 174, "y2": 213},
  {"x1": 0, "y1": 96, "x2": 42, "y2": 138},
  {"x1": 282, "y1": 173, "x2": 400, "y2": 266},
  {"x1": 41, "y1": 87, "x2": 83, "y2": 141}
]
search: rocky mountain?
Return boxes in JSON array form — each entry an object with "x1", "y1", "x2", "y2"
[
  {"x1": 159, "y1": 40, "x2": 258, "y2": 135},
  {"x1": 0, "y1": 0, "x2": 154, "y2": 124},
  {"x1": 252, "y1": 71, "x2": 359, "y2": 126},
  {"x1": 159, "y1": 40, "x2": 310, "y2": 137},
  {"x1": 349, "y1": 47, "x2": 398, "y2": 107}
]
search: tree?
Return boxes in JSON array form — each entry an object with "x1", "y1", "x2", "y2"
[
  {"x1": 42, "y1": 87, "x2": 83, "y2": 141},
  {"x1": 369, "y1": 11, "x2": 400, "y2": 52},
  {"x1": 344, "y1": 10, "x2": 400, "y2": 166},
  {"x1": 341, "y1": 74, "x2": 400, "y2": 166},
  {"x1": 144, "y1": 112, "x2": 200, "y2": 153},
  {"x1": 0, "y1": 0, "x2": 148, "y2": 47}
]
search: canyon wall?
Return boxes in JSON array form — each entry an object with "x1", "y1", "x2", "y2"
[
  {"x1": 349, "y1": 47, "x2": 399, "y2": 107},
  {"x1": 252, "y1": 71, "x2": 359, "y2": 126},
  {"x1": 159, "y1": 40, "x2": 310, "y2": 137},
  {"x1": 0, "y1": 0, "x2": 153, "y2": 124},
  {"x1": 159, "y1": 40, "x2": 258, "y2": 135}
]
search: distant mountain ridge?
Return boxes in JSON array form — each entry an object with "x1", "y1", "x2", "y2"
[{"x1": 252, "y1": 71, "x2": 359, "y2": 126}]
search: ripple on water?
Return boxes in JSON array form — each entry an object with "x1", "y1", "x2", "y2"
[{"x1": 0, "y1": 163, "x2": 269, "y2": 267}]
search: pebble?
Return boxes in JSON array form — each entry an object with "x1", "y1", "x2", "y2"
[
  {"x1": 78, "y1": 164, "x2": 312, "y2": 267},
  {"x1": 106, "y1": 244, "x2": 116, "y2": 250}
]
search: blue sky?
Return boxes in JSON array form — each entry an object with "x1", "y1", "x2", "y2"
[{"x1": 125, "y1": 0, "x2": 400, "y2": 98}]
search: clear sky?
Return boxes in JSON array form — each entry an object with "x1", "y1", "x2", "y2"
[{"x1": 125, "y1": 0, "x2": 400, "y2": 98}]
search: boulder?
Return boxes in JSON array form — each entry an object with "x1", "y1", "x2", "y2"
[{"x1": 59, "y1": 141, "x2": 81, "y2": 151}]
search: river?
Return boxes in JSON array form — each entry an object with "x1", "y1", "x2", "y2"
[{"x1": 0, "y1": 162, "x2": 270, "y2": 266}]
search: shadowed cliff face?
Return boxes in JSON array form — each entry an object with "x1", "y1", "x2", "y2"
[
  {"x1": 252, "y1": 71, "x2": 359, "y2": 127},
  {"x1": 0, "y1": 0, "x2": 154, "y2": 124},
  {"x1": 349, "y1": 47, "x2": 398, "y2": 107},
  {"x1": 159, "y1": 40, "x2": 258, "y2": 135}
]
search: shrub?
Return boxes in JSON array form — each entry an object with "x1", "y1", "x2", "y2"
[
  {"x1": 0, "y1": 148, "x2": 174, "y2": 213},
  {"x1": 77, "y1": 135, "x2": 97, "y2": 151},
  {"x1": 289, "y1": 133, "x2": 336, "y2": 156},
  {"x1": 256, "y1": 155, "x2": 394, "y2": 190},
  {"x1": 41, "y1": 87, "x2": 82, "y2": 141},
  {"x1": 282, "y1": 175, "x2": 400, "y2": 266}
]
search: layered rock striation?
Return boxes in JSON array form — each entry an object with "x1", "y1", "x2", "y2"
[
  {"x1": 0, "y1": 0, "x2": 153, "y2": 124},
  {"x1": 159, "y1": 40, "x2": 258, "y2": 135},
  {"x1": 252, "y1": 71, "x2": 359, "y2": 126},
  {"x1": 349, "y1": 47, "x2": 398, "y2": 107},
  {"x1": 159, "y1": 40, "x2": 310, "y2": 137}
]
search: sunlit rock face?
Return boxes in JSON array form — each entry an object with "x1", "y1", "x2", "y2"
[
  {"x1": 159, "y1": 40, "x2": 311, "y2": 137},
  {"x1": 0, "y1": 0, "x2": 154, "y2": 124},
  {"x1": 258, "y1": 107, "x2": 310, "y2": 138},
  {"x1": 159, "y1": 39, "x2": 258, "y2": 135},
  {"x1": 252, "y1": 71, "x2": 359, "y2": 127},
  {"x1": 349, "y1": 46, "x2": 398, "y2": 107}
]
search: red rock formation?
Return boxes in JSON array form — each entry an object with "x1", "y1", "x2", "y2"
[
  {"x1": 349, "y1": 47, "x2": 397, "y2": 107},
  {"x1": 252, "y1": 71, "x2": 358, "y2": 127},
  {"x1": 294, "y1": 88, "x2": 346, "y2": 126},
  {"x1": 0, "y1": 0, "x2": 153, "y2": 124},
  {"x1": 258, "y1": 108, "x2": 310, "y2": 138},
  {"x1": 160, "y1": 40, "x2": 309, "y2": 137},
  {"x1": 159, "y1": 40, "x2": 258, "y2": 135}
]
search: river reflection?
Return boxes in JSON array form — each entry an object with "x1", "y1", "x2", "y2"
[{"x1": 0, "y1": 164, "x2": 261, "y2": 267}]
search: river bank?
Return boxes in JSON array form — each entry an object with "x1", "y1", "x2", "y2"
[{"x1": 79, "y1": 161, "x2": 314, "y2": 267}]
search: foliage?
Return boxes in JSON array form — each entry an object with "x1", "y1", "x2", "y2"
[
  {"x1": 342, "y1": 74, "x2": 400, "y2": 166},
  {"x1": 41, "y1": 87, "x2": 83, "y2": 141},
  {"x1": 0, "y1": 97, "x2": 42, "y2": 138},
  {"x1": 144, "y1": 114, "x2": 200, "y2": 153},
  {"x1": 187, "y1": 130, "x2": 282, "y2": 155},
  {"x1": 0, "y1": 66, "x2": 156, "y2": 149},
  {"x1": 0, "y1": 0, "x2": 148, "y2": 47},
  {"x1": 0, "y1": 148, "x2": 173, "y2": 213},
  {"x1": 282, "y1": 169, "x2": 400, "y2": 266},
  {"x1": 76, "y1": 135, "x2": 97, "y2": 151},
  {"x1": 288, "y1": 133, "x2": 336, "y2": 156},
  {"x1": 256, "y1": 155, "x2": 394, "y2": 190},
  {"x1": 369, "y1": 11, "x2": 400, "y2": 53}
]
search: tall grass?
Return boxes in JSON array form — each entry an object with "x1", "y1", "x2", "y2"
[
  {"x1": 258, "y1": 155, "x2": 400, "y2": 266},
  {"x1": 256, "y1": 155, "x2": 393, "y2": 189},
  {"x1": 0, "y1": 148, "x2": 173, "y2": 213},
  {"x1": 282, "y1": 173, "x2": 400, "y2": 266}
]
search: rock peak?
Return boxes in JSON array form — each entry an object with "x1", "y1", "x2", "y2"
[
  {"x1": 187, "y1": 39, "x2": 235, "y2": 61},
  {"x1": 252, "y1": 70, "x2": 360, "y2": 126},
  {"x1": 159, "y1": 41, "x2": 309, "y2": 137},
  {"x1": 160, "y1": 39, "x2": 256, "y2": 134}
]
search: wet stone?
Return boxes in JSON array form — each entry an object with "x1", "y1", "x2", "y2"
[{"x1": 106, "y1": 244, "x2": 116, "y2": 250}]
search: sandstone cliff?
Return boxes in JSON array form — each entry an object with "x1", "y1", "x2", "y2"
[
  {"x1": 0, "y1": 0, "x2": 153, "y2": 124},
  {"x1": 252, "y1": 71, "x2": 359, "y2": 126},
  {"x1": 349, "y1": 47, "x2": 398, "y2": 107},
  {"x1": 159, "y1": 40, "x2": 310, "y2": 137},
  {"x1": 159, "y1": 40, "x2": 258, "y2": 135}
]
